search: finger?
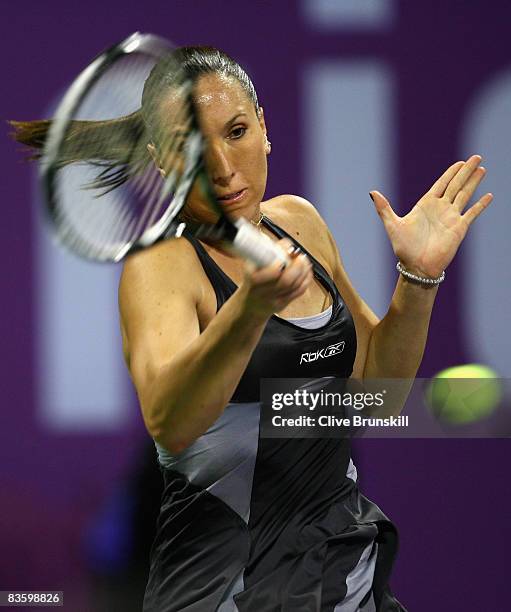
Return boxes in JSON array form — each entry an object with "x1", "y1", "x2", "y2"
[
  {"x1": 461, "y1": 192, "x2": 493, "y2": 227},
  {"x1": 452, "y1": 166, "x2": 487, "y2": 212},
  {"x1": 275, "y1": 254, "x2": 312, "y2": 293},
  {"x1": 247, "y1": 254, "x2": 304, "y2": 292},
  {"x1": 243, "y1": 236, "x2": 293, "y2": 281},
  {"x1": 277, "y1": 238, "x2": 303, "y2": 260},
  {"x1": 369, "y1": 191, "x2": 399, "y2": 226},
  {"x1": 249, "y1": 259, "x2": 288, "y2": 285},
  {"x1": 428, "y1": 161, "x2": 464, "y2": 197},
  {"x1": 244, "y1": 259, "x2": 257, "y2": 276},
  {"x1": 444, "y1": 155, "x2": 482, "y2": 202},
  {"x1": 249, "y1": 248, "x2": 311, "y2": 289},
  {"x1": 283, "y1": 258, "x2": 313, "y2": 294},
  {"x1": 276, "y1": 272, "x2": 312, "y2": 304}
]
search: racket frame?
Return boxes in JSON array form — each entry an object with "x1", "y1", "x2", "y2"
[{"x1": 41, "y1": 32, "x2": 288, "y2": 268}]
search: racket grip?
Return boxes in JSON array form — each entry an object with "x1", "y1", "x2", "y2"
[{"x1": 232, "y1": 218, "x2": 289, "y2": 268}]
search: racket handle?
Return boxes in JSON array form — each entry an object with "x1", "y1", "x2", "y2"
[{"x1": 232, "y1": 218, "x2": 289, "y2": 268}]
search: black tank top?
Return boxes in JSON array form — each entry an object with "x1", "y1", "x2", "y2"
[
  {"x1": 145, "y1": 216, "x2": 405, "y2": 612},
  {"x1": 184, "y1": 215, "x2": 357, "y2": 401}
]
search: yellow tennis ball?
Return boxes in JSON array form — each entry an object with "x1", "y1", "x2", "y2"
[{"x1": 425, "y1": 364, "x2": 502, "y2": 424}]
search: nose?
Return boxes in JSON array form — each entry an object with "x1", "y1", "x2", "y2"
[{"x1": 204, "y1": 140, "x2": 235, "y2": 187}]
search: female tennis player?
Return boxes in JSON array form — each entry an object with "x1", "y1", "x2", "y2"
[{"x1": 12, "y1": 47, "x2": 491, "y2": 612}]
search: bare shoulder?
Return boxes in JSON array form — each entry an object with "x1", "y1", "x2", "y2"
[
  {"x1": 262, "y1": 194, "x2": 325, "y2": 227},
  {"x1": 118, "y1": 237, "x2": 206, "y2": 370},
  {"x1": 261, "y1": 194, "x2": 335, "y2": 270},
  {"x1": 119, "y1": 237, "x2": 204, "y2": 316},
  {"x1": 121, "y1": 237, "x2": 201, "y2": 283}
]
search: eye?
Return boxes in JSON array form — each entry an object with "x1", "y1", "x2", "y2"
[{"x1": 229, "y1": 125, "x2": 247, "y2": 139}]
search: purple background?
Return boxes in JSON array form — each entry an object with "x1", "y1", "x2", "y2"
[{"x1": 1, "y1": 1, "x2": 510, "y2": 610}]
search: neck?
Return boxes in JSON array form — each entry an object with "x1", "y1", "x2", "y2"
[{"x1": 250, "y1": 209, "x2": 264, "y2": 227}]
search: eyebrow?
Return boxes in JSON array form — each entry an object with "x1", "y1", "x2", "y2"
[
  {"x1": 164, "y1": 112, "x2": 248, "y2": 141},
  {"x1": 225, "y1": 112, "x2": 247, "y2": 127}
]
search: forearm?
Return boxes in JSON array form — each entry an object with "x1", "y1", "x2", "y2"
[
  {"x1": 363, "y1": 274, "x2": 439, "y2": 379},
  {"x1": 364, "y1": 275, "x2": 438, "y2": 378},
  {"x1": 359, "y1": 275, "x2": 439, "y2": 417},
  {"x1": 148, "y1": 285, "x2": 268, "y2": 453}
]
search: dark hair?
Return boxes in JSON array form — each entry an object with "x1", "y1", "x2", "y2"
[
  {"x1": 142, "y1": 46, "x2": 259, "y2": 131},
  {"x1": 9, "y1": 46, "x2": 259, "y2": 192}
]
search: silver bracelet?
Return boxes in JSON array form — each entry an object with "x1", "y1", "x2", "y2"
[{"x1": 396, "y1": 261, "x2": 445, "y2": 286}]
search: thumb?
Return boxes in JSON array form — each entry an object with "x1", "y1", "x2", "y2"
[
  {"x1": 243, "y1": 259, "x2": 257, "y2": 276},
  {"x1": 369, "y1": 190, "x2": 398, "y2": 225}
]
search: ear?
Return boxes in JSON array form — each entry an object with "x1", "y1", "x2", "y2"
[
  {"x1": 147, "y1": 142, "x2": 166, "y2": 177},
  {"x1": 257, "y1": 107, "x2": 267, "y2": 137},
  {"x1": 257, "y1": 107, "x2": 271, "y2": 155}
]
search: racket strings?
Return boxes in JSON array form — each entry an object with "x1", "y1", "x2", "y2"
[
  {"x1": 124, "y1": 95, "x2": 197, "y2": 244},
  {"x1": 47, "y1": 41, "x2": 202, "y2": 260}
]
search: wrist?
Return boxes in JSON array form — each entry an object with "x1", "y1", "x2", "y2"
[{"x1": 396, "y1": 261, "x2": 445, "y2": 287}]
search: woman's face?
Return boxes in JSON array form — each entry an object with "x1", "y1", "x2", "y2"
[{"x1": 153, "y1": 72, "x2": 269, "y2": 224}]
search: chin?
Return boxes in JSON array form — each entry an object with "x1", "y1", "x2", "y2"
[{"x1": 220, "y1": 199, "x2": 257, "y2": 218}]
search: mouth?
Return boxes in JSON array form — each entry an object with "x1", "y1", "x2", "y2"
[{"x1": 216, "y1": 188, "x2": 247, "y2": 205}]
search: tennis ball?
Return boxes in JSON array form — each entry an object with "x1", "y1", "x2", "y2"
[{"x1": 425, "y1": 364, "x2": 502, "y2": 425}]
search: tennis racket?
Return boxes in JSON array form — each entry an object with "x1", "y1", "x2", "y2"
[{"x1": 39, "y1": 32, "x2": 288, "y2": 266}]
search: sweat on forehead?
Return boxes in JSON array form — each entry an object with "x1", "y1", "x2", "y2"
[
  {"x1": 142, "y1": 46, "x2": 259, "y2": 123},
  {"x1": 156, "y1": 73, "x2": 257, "y2": 126},
  {"x1": 194, "y1": 73, "x2": 254, "y2": 108}
]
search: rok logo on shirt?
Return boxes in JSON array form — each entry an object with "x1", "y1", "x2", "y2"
[{"x1": 300, "y1": 341, "x2": 345, "y2": 364}]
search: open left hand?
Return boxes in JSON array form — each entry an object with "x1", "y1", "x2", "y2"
[{"x1": 369, "y1": 155, "x2": 493, "y2": 279}]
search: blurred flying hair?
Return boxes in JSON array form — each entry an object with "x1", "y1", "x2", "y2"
[{"x1": 9, "y1": 46, "x2": 260, "y2": 194}]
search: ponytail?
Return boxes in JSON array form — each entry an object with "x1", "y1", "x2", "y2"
[
  {"x1": 8, "y1": 119, "x2": 52, "y2": 160},
  {"x1": 9, "y1": 45, "x2": 261, "y2": 195},
  {"x1": 8, "y1": 111, "x2": 152, "y2": 193}
]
